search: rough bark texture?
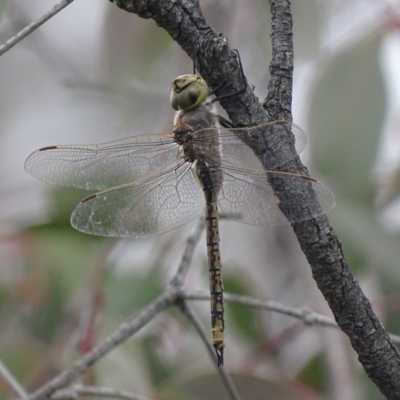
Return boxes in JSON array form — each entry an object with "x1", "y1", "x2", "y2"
[{"x1": 112, "y1": 0, "x2": 400, "y2": 397}]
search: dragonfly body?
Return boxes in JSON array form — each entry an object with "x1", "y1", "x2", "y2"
[
  {"x1": 25, "y1": 73, "x2": 335, "y2": 367},
  {"x1": 173, "y1": 95, "x2": 225, "y2": 365}
]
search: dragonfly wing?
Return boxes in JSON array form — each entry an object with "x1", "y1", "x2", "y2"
[
  {"x1": 25, "y1": 134, "x2": 178, "y2": 190},
  {"x1": 200, "y1": 122, "x2": 308, "y2": 171},
  {"x1": 71, "y1": 161, "x2": 205, "y2": 237},
  {"x1": 218, "y1": 168, "x2": 335, "y2": 226}
]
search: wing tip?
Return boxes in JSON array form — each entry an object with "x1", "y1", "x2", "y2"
[
  {"x1": 81, "y1": 193, "x2": 98, "y2": 203},
  {"x1": 39, "y1": 145, "x2": 58, "y2": 151}
]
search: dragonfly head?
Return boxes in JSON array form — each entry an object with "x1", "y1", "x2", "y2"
[{"x1": 170, "y1": 74, "x2": 209, "y2": 111}]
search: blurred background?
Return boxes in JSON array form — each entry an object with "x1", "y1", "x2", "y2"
[{"x1": 0, "y1": 0, "x2": 400, "y2": 399}]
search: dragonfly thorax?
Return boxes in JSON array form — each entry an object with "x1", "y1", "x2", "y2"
[
  {"x1": 172, "y1": 99, "x2": 223, "y2": 192},
  {"x1": 173, "y1": 100, "x2": 218, "y2": 133}
]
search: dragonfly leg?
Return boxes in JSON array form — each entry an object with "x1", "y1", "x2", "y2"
[
  {"x1": 217, "y1": 114, "x2": 238, "y2": 129},
  {"x1": 210, "y1": 49, "x2": 248, "y2": 103}
]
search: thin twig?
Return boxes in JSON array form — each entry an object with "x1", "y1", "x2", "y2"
[
  {"x1": 186, "y1": 291, "x2": 337, "y2": 326},
  {"x1": 179, "y1": 301, "x2": 242, "y2": 400},
  {"x1": 0, "y1": 0, "x2": 75, "y2": 57},
  {"x1": 25, "y1": 287, "x2": 178, "y2": 400},
  {"x1": 0, "y1": 358, "x2": 27, "y2": 397},
  {"x1": 178, "y1": 300, "x2": 218, "y2": 364},
  {"x1": 52, "y1": 384, "x2": 153, "y2": 400},
  {"x1": 170, "y1": 216, "x2": 205, "y2": 287},
  {"x1": 185, "y1": 291, "x2": 400, "y2": 344}
]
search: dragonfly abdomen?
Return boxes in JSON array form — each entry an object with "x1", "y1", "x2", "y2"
[
  {"x1": 199, "y1": 165, "x2": 225, "y2": 366},
  {"x1": 205, "y1": 197, "x2": 225, "y2": 366}
]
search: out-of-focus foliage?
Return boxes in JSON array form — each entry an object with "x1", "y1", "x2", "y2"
[
  {"x1": 1, "y1": 0, "x2": 400, "y2": 399},
  {"x1": 310, "y1": 35, "x2": 385, "y2": 203}
]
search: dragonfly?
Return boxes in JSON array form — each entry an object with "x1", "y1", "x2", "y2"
[{"x1": 25, "y1": 73, "x2": 335, "y2": 366}]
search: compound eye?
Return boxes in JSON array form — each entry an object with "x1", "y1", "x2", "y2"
[{"x1": 170, "y1": 75, "x2": 209, "y2": 110}]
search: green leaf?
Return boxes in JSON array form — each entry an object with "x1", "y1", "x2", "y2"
[
  {"x1": 105, "y1": 271, "x2": 163, "y2": 315},
  {"x1": 224, "y1": 274, "x2": 261, "y2": 343},
  {"x1": 297, "y1": 353, "x2": 328, "y2": 392},
  {"x1": 309, "y1": 34, "x2": 385, "y2": 205}
]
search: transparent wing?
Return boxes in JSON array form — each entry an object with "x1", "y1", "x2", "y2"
[
  {"x1": 195, "y1": 122, "x2": 307, "y2": 172},
  {"x1": 71, "y1": 160, "x2": 205, "y2": 237},
  {"x1": 218, "y1": 168, "x2": 335, "y2": 226},
  {"x1": 24, "y1": 122, "x2": 303, "y2": 190},
  {"x1": 190, "y1": 121, "x2": 333, "y2": 225},
  {"x1": 25, "y1": 134, "x2": 178, "y2": 190}
]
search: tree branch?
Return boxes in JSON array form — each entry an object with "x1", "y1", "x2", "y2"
[
  {"x1": 186, "y1": 291, "x2": 400, "y2": 344},
  {"x1": 265, "y1": 1, "x2": 400, "y2": 398},
  {"x1": 0, "y1": 0, "x2": 75, "y2": 57},
  {"x1": 110, "y1": 0, "x2": 400, "y2": 398},
  {"x1": 52, "y1": 384, "x2": 153, "y2": 400},
  {"x1": 179, "y1": 301, "x2": 241, "y2": 400}
]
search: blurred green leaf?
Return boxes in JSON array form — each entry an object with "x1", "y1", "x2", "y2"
[
  {"x1": 224, "y1": 274, "x2": 260, "y2": 343},
  {"x1": 297, "y1": 353, "x2": 328, "y2": 393},
  {"x1": 0, "y1": 343, "x2": 40, "y2": 384},
  {"x1": 22, "y1": 270, "x2": 65, "y2": 343},
  {"x1": 329, "y1": 200, "x2": 400, "y2": 274},
  {"x1": 50, "y1": 187, "x2": 95, "y2": 226},
  {"x1": 310, "y1": 34, "x2": 385, "y2": 204},
  {"x1": 143, "y1": 335, "x2": 174, "y2": 386},
  {"x1": 27, "y1": 227, "x2": 100, "y2": 291},
  {"x1": 105, "y1": 271, "x2": 163, "y2": 315}
]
